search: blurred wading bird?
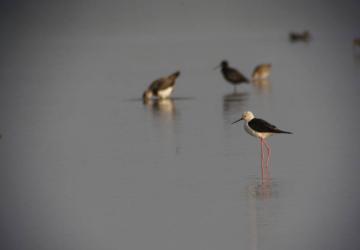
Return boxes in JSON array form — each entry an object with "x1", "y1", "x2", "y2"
[
  {"x1": 251, "y1": 64, "x2": 272, "y2": 81},
  {"x1": 143, "y1": 71, "x2": 180, "y2": 100},
  {"x1": 353, "y1": 38, "x2": 360, "y2": 48},
  {"x1": 289, "y1": 30, "x2": 311, "y2": 42},
  {"x1": 215, "y1": 60, "x2": 249, "y2": 91},
  {"x1": 232, "y1": 111, "x2": 292, "y2": 167}
]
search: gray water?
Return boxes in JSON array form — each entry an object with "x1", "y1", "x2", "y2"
[{"x1": 1, "y1": 1, "x2": 360, "y2": 250}]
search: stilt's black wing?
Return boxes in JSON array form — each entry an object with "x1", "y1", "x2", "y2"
[{"x1": 248, "y1": 118, "x2": 291, "y2": 134}]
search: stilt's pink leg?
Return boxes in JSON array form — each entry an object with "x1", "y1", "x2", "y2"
[
  {"x1": 260, "y1": 139, "x2": 265, "y2": 184},
  {"x1": 264, "y1": 140, "x2": 271, "y2": 168},
  {"x1": 260, "y1": 138, "x2": 264, "y2": 168}
]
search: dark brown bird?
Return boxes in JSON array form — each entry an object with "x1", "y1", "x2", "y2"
[
  {"x1": 143, "y1": 71, "x2": 180, "y2": 100},
  {"x1": 353, "y1": 38, "x2": 360, "y2": 48},
  {"x1": 215, "y1": 60, "x2": 249, "y2": 91},
  {"x1": 289, "y1": 31, "x2": 311, "y2": 42}
]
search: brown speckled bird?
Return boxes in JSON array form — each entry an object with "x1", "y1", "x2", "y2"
[
  {"x1": 215, "y1": 60, "x2": 249, "y2": 91},
  {"x1": 252, "y1": 64, "x2": 272, "y2": 81},
  {"x1": 143, "y1": 71, "x2": 180, "y2": 100}
]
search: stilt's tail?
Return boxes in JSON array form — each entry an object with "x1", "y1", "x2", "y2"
[{"x1": 275, "y1": 129, "x2": 292, "y2": 134}]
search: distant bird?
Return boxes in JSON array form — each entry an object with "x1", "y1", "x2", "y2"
[
  {"x1": 232, "y1": 111, "x2": 292, "y2": 167},
  {"x1": 215, "y1": 60, "x2": 249, "y2": 91},
  {"x1": 251, "y1": 64, "x2": 272, "y2": 81},
  {"x1": 143, "y1": 71, "x2": 180, "y2": 100},
  {"x1": 289, "y1": 31, "x2": 311, "y2": 42},
  {"x1": 353, "y1": 38, "x2": 360, "y2": 48}
]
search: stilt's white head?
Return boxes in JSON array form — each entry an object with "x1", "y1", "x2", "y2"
[
  {"x1": 232, "y1": 110, "x2": 255, "y2": 124},
  {"x1": 241, "y1": 111, "x2": 255, "y2": 121}
]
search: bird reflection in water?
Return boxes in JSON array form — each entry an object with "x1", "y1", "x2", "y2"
[
  {"x1": 258, "y1": 165, "x2": 272, "y2": 199},
  {"x1": 143, "y1": 98, "x2": 177, "y2": 121},
  {"x1": 248, "y1": 164, "x2": 273, "y2": 201},
  {"x1": 252, "y1": 79, "x2": 271, "y2": 94},
  {"x1": 247, "y1": 166, "x2": 274, "y2": 250},
  {"x1": 223, "y1": 91, "x2": 249, "y2": 115}
]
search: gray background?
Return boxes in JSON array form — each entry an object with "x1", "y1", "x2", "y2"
[{"x1": 1, "y1": 0, "x2": 360, "y2": 249}]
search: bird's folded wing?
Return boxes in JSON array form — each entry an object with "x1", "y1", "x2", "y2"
[{"x1": 248, "y1": 118, "x2": 280, "y2": 133}]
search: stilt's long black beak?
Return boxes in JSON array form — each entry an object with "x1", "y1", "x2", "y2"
[
  {"x1": 232, "y1": 117, "x2": 243, "y2": 124},
  {"x1": 213, "y1": 64, "x2": 220, "y2": 70}
]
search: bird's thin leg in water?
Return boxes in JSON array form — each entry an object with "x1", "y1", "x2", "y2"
[
  {"x1": 260, "y1": 138, "x2": 264, "y2": 168},
  {"x1": 261, "y1": 163, "x2": 265, "y2": 184},
  {"x1": 264, "y1": 140, "x2": 271, "y2": 168}
]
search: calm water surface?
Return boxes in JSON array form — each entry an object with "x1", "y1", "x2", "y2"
[{"x1": 1, "y1": 2, "x2": 360, "y2": 250}]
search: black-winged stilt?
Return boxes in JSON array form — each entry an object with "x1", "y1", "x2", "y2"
[
  {"x1": 232, "y1": 111, "x2": 292, "y2": 167},
  {"x1": 143, "y1": 71, "x2": 180, "y2": 100}
]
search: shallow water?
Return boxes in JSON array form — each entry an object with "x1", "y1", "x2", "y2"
[{"x1": 1, "y1": 1, "x2": 360, "y2": 250}]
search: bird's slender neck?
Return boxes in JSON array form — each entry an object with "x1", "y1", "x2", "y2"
[
  {"x1": 221, "y1": 65, "x2": 230, "y2": 75},
  {"x1": 221, "y1": 62, "x2": 229, "y2": 70},
  {"x1": 244, "y1": 115, "x2": 255, "y2": 122},
  {"x1": 244, "y1": 119, "x2": 253, "y2": 126}
]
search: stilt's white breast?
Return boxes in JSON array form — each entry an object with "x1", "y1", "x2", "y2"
[
  {"x1": 244, "y1": 122, "x2": 272, "y2": 139},
  {"x1": 157, "y1": 87, "x2": 173, "y2": 99},
  {"x1": 244, "y1": 122, "x2": 259, "y2": 138}
]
